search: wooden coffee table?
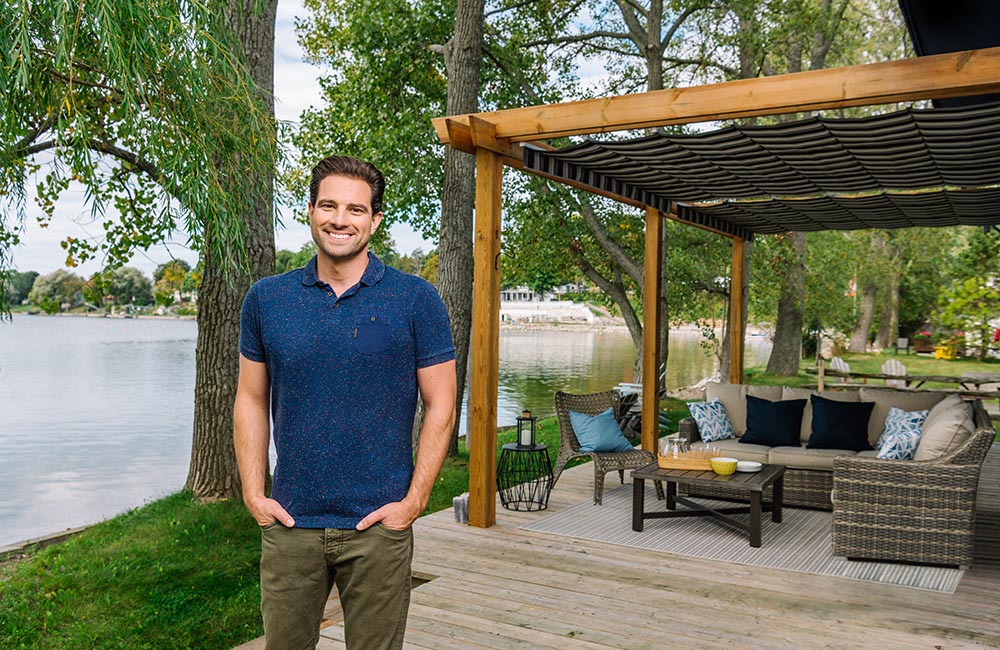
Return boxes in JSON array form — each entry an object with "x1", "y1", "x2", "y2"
[{"x1": 631, "y1": 461, "x2": 786, "y2": 547}]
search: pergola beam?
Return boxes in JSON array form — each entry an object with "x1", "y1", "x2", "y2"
[{"x1": 433, "y1": 46, "x2": 1000, "y2": 151}]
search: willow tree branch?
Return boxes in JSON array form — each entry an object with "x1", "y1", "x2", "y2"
[
  {"x1": 8, "y1": 116, "x2": 56, "y2": 156},
  {"x1": 20, "y1": 138, "x2": 163, "y2": 186}
]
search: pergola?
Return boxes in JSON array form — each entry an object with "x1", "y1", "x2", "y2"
[{"x1": 432, "y1": 45, "x2": 1000, "y2": 528}]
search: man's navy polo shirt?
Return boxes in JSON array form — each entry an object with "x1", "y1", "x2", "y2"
[{"x1": 239, "y1": 253, "x2": 455, "y2": 529}]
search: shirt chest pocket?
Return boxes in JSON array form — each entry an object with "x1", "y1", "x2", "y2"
[{"x1": 352, "y1": 316, "x2": 393, "y2": 354}]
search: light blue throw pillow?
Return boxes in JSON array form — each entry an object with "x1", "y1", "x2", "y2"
[
  {"x1": 569, "y1": 407, "x2": 634, "y2": 453},
  {"x1": 688, "y1": 399, "x2": 735, "y2": 443},
  {"x1": 876, "y1": 406, "x2": 928, "y2": 460}
]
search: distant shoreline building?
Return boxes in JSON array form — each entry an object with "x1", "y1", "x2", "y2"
[{"x1": 499, "y1": 285, "x2": 594, "y2": 323}]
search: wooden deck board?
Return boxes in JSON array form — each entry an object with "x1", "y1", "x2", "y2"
[{"x1": 309, "y1": 445, "x2": 1000, "y2": 649}]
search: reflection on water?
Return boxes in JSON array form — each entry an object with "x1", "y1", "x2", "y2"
[
  {"x1": 0, "y1": 316, "x2": 195, "y2": 546},
  {"x1": 0, "y1": 317, "x2": 770, "y2": 546}
]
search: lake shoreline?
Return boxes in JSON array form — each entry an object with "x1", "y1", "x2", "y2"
[{"x1": 18, "y1": 311, "x2": 197, "y2": 321}]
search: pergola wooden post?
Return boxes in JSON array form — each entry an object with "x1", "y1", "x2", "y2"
[
  {"x1": 640, "y1": 207, "x2": 664, "y2": 454},
  {"x1": 729, "y1": 237, "x2": 746, "y2": 385},
  {"x1": 467, "y1": 147, "x2": 503, "y2": 528},
  {"x1": 435, "y1": 46, "x2": 1000, "y2": 528}
]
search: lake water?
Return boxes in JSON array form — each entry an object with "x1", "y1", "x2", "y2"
[{"x1": 0, "y1": 315, "x2": 771, "y2": 547}]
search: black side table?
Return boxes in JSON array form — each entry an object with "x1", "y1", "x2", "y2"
[{"x1": 496, "y1": 443, "x2": 553, "y2": 511}]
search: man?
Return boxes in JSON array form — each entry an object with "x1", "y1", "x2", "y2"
[{"x1": 234, "y1": 155, "x2": 457, "y2": 650}]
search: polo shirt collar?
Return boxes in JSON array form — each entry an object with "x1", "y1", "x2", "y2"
[
  {"x1": 300, "y1": 256, "x2": 322, "y2": 287},
  {"x1": 360, "y1": 252, "x2": 385, "y2": 286},
  {"x1": 299, "y1": 252, "x2": 385, "y2": 288}
]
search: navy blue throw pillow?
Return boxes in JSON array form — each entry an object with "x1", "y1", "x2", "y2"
[
  {"x1": 740, "y1": 395, "x2": 807, "y2": 447},
  {"x1": 807, "y1": 394, "x2": 875, "y2": 451}
]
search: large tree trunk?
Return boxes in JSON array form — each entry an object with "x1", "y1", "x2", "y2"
[
  {"x1": 848, "y1": 282, "x2": 877, "y2": 353},
  {"x1": 437, "y1": 0, "x2": 485, "y2": 456},
  {"x1": 766, "y1": 233, "x2": 806, "y2": 375},
  {"x1": 185, "y1": 0, "x2": 277, "y2": 499}
]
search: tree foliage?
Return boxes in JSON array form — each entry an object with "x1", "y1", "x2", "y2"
[
  {"x1": 935, "y1": 277, "x2": 1000, "y2": 361},
  {"x1": 274, "y1": 242, "x2": 317, "y2": 275},
  {"x1": 0, "y1": 0, "x2": 277, "y2": 309},
  {"x1": 28, "y1": 269, "x2": 83, "y2": 313},
  {"x1": 1, "y1": 269, "x2": 37, "y2": 305},
  {"x1": 84, "y1": 266, "x2": 154, "y2": 306}
]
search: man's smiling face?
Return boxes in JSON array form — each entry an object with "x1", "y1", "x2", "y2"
[{"x1": 308, "y1": 174, "x2": 382, "y2": 265}]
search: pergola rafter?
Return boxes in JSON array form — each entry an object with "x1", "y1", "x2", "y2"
[{"x1": 434, "y1": 45, "x2": 1000, "y2": 529}]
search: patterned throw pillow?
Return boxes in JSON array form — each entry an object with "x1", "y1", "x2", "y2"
[
  {"x1": 688, "y1": 399, "x2": 736, "y2": 442},
  {"x1": 876, "y1": 406, "x2": 929, "y2": 460}
]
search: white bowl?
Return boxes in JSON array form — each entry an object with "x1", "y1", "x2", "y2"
[{"x1": 736, "y1": 461, "x2": 763, "y2": 473}]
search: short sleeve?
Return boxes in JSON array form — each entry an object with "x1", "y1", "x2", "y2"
[
  {"x1": 411, "y1": 280, "x2": 455, "y2": 368},
  {"x1": 239, "y1": 283, "x2": 266, "y2": 362}
]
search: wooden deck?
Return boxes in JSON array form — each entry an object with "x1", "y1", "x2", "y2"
[{"x1": 243, "y1": 445, "x2": 1000, "y2": 649}]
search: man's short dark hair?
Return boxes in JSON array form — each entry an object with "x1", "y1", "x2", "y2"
[{"x1": 309, "y1": 155, "x2": 385, "y2": 214}]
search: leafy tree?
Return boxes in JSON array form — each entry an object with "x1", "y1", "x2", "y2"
[
  {"x1": 182, "y1": 261, "x2": 203, "y2": 293},
  {"x1": 112, "y1": 267, "x2": 153, "y2": 305},
  {"x1": 952, "y1": 229, "x2": 1000, "y2": 284},
  {"x1": 82, "y1": 271, "x2": 109, "y2": 306},
  {"x1": 152, "y1": 260, "x2": 190, "y2": 305},
  {"x1": 28, "y1": 269, "x2": 83, "y2": 313},
  {"x1": 421, "y1": 250, "x2": 439, "y2": 285},
  {"x1": 275, "y1": 243, "x2": 317, "y2": 275},
  {"x1": 2, "y1": 270, "x2": 38, "y2": 305},
  {"x1": 1, "y1": 1, "x2": 279, "y2": 499},
  {"x1": 153, "y1": 260, "x2": 192, "y2": 284},
  {"x1": 935, "y1": 278, "x2": 1000, "y2": 361}
]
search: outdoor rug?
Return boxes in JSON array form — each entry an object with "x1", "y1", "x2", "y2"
[{"x1": 523, "y1": 484, "x2": 964, "y2": 593}]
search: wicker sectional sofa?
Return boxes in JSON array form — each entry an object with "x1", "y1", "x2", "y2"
[{"x1": 679, "y1": 382, "x2": 994, "y2": 566}]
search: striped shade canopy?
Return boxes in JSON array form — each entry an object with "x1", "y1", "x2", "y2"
[{"x1": 522, "y1": 102, "x2": 1000, "y2": 240}]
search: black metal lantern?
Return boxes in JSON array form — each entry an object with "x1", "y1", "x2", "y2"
[{"x1": 516, "y1": 409, "x2": 537, "y2": 448}]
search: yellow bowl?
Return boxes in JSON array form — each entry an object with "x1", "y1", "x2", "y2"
[{"x1": 710, "y1": 457, "x2": 738, "y2": 476}]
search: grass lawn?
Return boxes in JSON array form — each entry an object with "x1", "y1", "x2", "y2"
[{"x1": 0, "y1": 493, "x2": 262, "y2": 650}]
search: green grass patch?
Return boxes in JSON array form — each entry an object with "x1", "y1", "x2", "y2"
[{"x1": 0, "y1": 493, "x2": 262, "y2": 650}]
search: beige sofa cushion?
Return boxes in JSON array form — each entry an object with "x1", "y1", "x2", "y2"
[
  {"x1": 705, "y1": 383, "x2": 747, "y2": 435},
  {"x1": 707, "y1": 437, "x2": 771, "y2": 464},
  {"x1": 859, "y1": 387, "x2": 946, "y2": 446},
  {"x1": 782, "y1": 386, "x2": 860, "y2": 442},
  {"x1": 913, "y1": 395, "x2": 975, "y2": 461},
  {"x1": 767, "y1": 445, "x2": 858, "y2": 470}
]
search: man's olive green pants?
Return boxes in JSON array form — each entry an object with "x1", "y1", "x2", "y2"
[{"x1": 259, "y1": 523, "x2": 413, "y2": 650}]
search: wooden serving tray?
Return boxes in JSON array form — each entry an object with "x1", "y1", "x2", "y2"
[{"x1": 657, "y1": 454, "x2": 714, "y2": 471}]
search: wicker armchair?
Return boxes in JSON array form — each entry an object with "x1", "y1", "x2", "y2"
[
  {"x1": 832, "y1": 403, "x2": 995, "y2": 568},
  {"x1": 552, "y1": 390, "x2": 657, "y2": 505}
]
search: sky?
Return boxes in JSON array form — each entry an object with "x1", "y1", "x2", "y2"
[{"x1": 8, "y1": 0, "x2": 430, "y2": 277}]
